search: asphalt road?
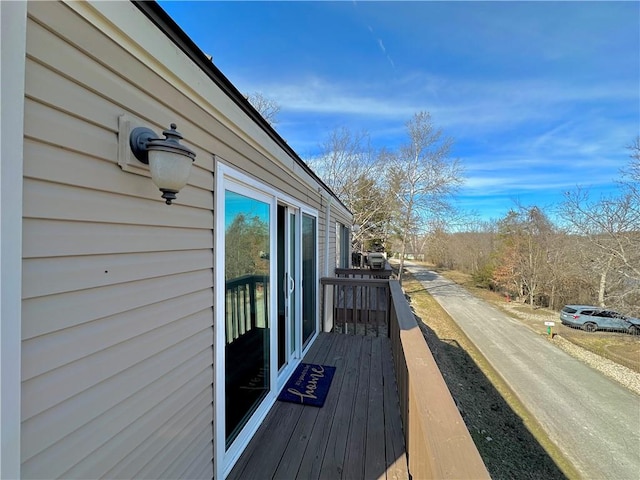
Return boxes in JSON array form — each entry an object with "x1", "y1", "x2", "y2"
[{"x1": 404, "y1": 262, "x2": 640, "y2": 480}]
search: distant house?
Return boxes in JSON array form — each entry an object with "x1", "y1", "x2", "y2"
[{"x1": 0, "y1": 1, "x2": 352, "y2": 478}]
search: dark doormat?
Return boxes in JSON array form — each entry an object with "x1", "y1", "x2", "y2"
[{"x1": 278, "y1": 363, "x2": 336, "y2": 407}]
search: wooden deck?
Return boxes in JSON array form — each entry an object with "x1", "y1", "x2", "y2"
[{"x1": 227, "y1": 333, "x2": 409, "y2": 480}]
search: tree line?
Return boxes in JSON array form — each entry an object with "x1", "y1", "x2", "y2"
[
  {"x1": 309, "y1": 117, "x2": 638, "y2": 315},
  {"x1": 248, "y1": 97, "x2": 463, "y2": 286},
  {"x1": 248, "y1": 94, "x2": 638, "y2": 315},
  {"x1": 424, "y1": 137, "x2": 640, "y2": 316}
]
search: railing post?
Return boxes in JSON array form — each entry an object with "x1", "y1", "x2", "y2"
[{"x1": 323, "y1": 283, "x2": 334, "y2": 332}]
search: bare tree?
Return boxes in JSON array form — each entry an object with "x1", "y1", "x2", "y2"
[
  {"x1": 544, "y1": 230, "x2": 574, "y2": 310},
  {"x1": 625, "y1": 135, "x2": 640, "y2": 181},
  {"x1": 308, "y1": 127, "x2": 390, "y2": 257},
  {"x1": 450, "y1": 225, "x2": 497, "y2": 278},
  {"x1": 491, "y1": 206, "x2": 557, "y2": 307},
  {"x1": 558, "y1": 140, "x2": 640, "y2": 314},
  {"x1": 559, "y1": 188, "x2": 640, "y2": 312},
  {"x1": 390, "y1": 112, "x2": 463, "y2": 283},
  {"x1": 246, "y1": 92, "x2": 280, "y2": 126}
]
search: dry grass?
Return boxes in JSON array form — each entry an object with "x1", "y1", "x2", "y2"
[
  {"x1": 401, "y1": 271, "x2": 580, "y2": 479},
  {"x1": 561, "y1": 331, "x2": 640, "y2": 372}
]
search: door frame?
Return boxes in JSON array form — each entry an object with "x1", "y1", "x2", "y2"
[
  {"x1": 214, "y1": 162, "x2": 319, "y2": 479},
  {"x1": 276, "y1": 202, "x2": 300, "y2": 390}
]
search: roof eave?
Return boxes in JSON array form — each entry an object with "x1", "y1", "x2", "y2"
[{"x1": 131, "y1": 1, "x2": 351, "y2": 215}]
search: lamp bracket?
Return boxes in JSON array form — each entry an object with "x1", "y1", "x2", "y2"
[
  {"x1": 118, "y1": 115, "x2": 150, "y2": 177},
  {"x1": 129, "y1": 127, "x2": 157, "y2": 165}
]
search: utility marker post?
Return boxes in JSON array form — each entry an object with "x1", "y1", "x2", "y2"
[{"x1": 545, "y1": 321, "x2": 555, "y2": 339}]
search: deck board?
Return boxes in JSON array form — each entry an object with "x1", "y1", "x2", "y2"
[
  {"x1": 365, "y1": 337, "x2": 387, "y2": 479},
  {"x1": 227, "y1": 333, "x2": 408, "y2": 480},
  {"x1": 317, "y1": 333, "x2": 362, "y2": 479},
  {"x1": 342, "y1": 336, "x2": 370, "y2": 479}
]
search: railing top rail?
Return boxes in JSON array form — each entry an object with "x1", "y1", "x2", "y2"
[
  {"x1": 321, "y1": 277, "x2": 391, "y2": 286},
  {"x1": 225, "y1": 273, "x2": 269, "y2": 288},
  {"x1": 389, "y1": 281, "x2": 416, "y2": 329},
  {"x1": 335, "y1": 263, "x2": 393, "y2": 278},
  {"x1": 388, "y1": 278, "x2": 490, "y2": 479}
]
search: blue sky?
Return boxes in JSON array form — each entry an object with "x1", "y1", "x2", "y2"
[{"x1": 160, "y1": 1, "x2": 639, "y2": 222}]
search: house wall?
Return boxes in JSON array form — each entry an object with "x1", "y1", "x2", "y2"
[
  {"x1": 22, "y1": 2, "x2": 215, "y2": 478},
  {"x1": 20, "y1": 1, "x2": 351, "y2": 478}
]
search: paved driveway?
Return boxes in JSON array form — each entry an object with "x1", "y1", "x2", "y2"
[{"x1": 404, "y1": 263, "x2": 640, "y2": 480}]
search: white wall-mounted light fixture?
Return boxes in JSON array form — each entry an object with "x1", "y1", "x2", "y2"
[{"x1": 129, "y1": 123, "x2": 196, "y2": 205}]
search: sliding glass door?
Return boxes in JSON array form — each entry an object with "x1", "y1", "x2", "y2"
[{"x1": 215, "y1": 165, "x2": 319, "y2": 478}]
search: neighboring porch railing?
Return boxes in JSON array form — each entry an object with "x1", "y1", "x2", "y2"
[
  {"x1": 335, "y1": 264, "x2": 393, "y2": 280},
  {"x1": 320, "y1": 276, "x2": 390, "y2": 336},
  {"x1": 321, "y1": 268, "x2": 490, "y2": 479}
]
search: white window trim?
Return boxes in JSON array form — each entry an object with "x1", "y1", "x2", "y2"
[{"x1": 274, "y1": 202, "x2": 301, "y2": 392}]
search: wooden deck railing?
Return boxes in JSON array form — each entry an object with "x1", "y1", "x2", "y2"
[
  {"x1": 321, "y1": 267, "x2": 489, "y2": 479},
  {"x1": 388, "y1": 279, "x2": 490, "y2": 479},
  {"x1": 321, "y1": 262, "x2": 393, "y2": 334}
]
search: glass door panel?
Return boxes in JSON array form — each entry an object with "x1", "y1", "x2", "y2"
[
  {"x1": 277, "y1": 205, "x2": 299, "y2": 372},
  {"x1": 302, "y1": 213, "x2": 317, "y2": 346},
  {"x1": 224, "y1": 190, "x2": 271, "y2": 448},
  {"x1": 277, "y1": 206, "x2": 286, "y2": 370},
  {"x1": 289, "y1": 212, "x2": 297, "y2": 357}
]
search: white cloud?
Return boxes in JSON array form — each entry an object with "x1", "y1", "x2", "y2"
[{"x1": 243, "y1": 72, "x2": 637, "y2": 137}]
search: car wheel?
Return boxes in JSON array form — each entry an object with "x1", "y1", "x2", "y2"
[
  {"x1": 582, "y1": 322, "x2": 597, "y2": 333},
  {"x1": 628, "y1": 326, "x2": 640, "y2": 336}
]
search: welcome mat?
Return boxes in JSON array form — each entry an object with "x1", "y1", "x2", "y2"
[{"x1": 278, "y1": 363, "x2": 336, "y2": 407}]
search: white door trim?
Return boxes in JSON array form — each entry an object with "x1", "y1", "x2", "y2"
[
  {"x1": 214, "y1": 162, "x2": 319, "y2": 479},
  {"x1": 1, "y1": 2, "x2": 26, "y2": 477}
]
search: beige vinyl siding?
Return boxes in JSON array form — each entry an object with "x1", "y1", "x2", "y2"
[
  {"x1": 333, "y1": 208, "x2": 352, "y2": 229},
  {"x1": 321, "y1": 202, "x2": 352, "y2": 277},
  {"x1": 22, "y1": 1, "x2": 351, "y2": 477},
  {"x1": 317, "y1": 207, "x2": 326, "y2": 273},
  {"x1": 22, "y1": 2, "x2": 215, "y2": 478},
  {"x1": 26, "y1": 1, "x2": 314, "y2": 207},
  {"x1": 327, "y1": 219, "x2": 337, "y2": 273}
]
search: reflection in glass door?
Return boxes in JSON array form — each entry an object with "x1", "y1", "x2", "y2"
[{"x1": 224, "y1": 190, "x2": 271, "y2": 448}]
